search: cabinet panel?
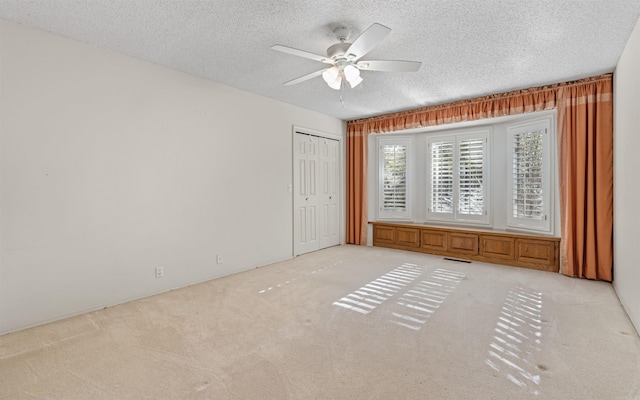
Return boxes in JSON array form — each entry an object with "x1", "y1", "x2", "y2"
[
  {"x1": 373, "y1": 225, "x2": 395, "y2": 245},
  {"x1": 448, "y1": 233, "x2": 478, "y2": 255},
  {"x1": 516, "y1": 239, "x2": 556, "y2": 268},
  {"x1": 396, "y1": 227, "x2": 420, "y2": 248},
  {"x1": 421, "y1": 229, "x2": 447, "y2": 251},
  {"x1": 480, "y1": 236, "x2": 515, "y2": 260},
  {"x1": 369, "y1": 222, "x2": 559, "y2": 273}
]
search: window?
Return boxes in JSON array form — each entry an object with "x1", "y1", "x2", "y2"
[
  {"x1": 427, "y1": 131, "x2": 489, "y2": 224},
  {"x1": 370, "y1": 111, "x2": 557, "y2": 235},
  {"x1": 458, "y1": 137, "x2": 486, "y2": 217},
  {"x1": 430, "y1": 140, "x2": 454, "y2": 214},
  {"x1": 378, "y1": 138, "x2": 411, "y2": 219},
  {"x1": 507, "y1": 119, "x2": 552, "y2": 233}
]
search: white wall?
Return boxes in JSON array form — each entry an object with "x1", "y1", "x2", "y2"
[
  {"x1": 613, "y1": 16, "x2": 640, "y2": 335},
  {"x1": 0, "y1": 19, "x2": 344, "y2": 334}
]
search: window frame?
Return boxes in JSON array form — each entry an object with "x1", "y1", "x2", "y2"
[
  {"x1": 368, "y1": 110, "x2": 558, "y2": 237},
  {"x1": 426, "y1": 129, "x2": 490, "y2": 225}
]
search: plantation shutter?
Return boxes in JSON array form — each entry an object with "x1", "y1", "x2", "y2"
[
  {"x1": 458, "y1": 138, "x2": 485, "y2": 215},
  {"x1": 512, "y1": 130, "x2": 544, "y2": 220},
  {"x1": 507, "y1": 118, "x2": 551, "y2": 234},
  {"x1": 382, "y1": 144, "x2": 407, "y2": 211},
  {"x1": 430, "y1": 140, "x2": 454, "y2": 214}
]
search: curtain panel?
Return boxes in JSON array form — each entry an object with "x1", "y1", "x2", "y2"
[
  {"x1": 346, "y1": 74, "x2": 613, "y2": 281},
  {"x1": 556, "y1": 78, "x2": 613, "y2": 280}
]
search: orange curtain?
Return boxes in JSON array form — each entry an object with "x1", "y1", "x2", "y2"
[
  {"x1": 346, "y1": 126, "x2": 370, "y2": 245},
  {"x1": 557, "y1": 78, "x2": 613, "y2": 280},
  {"x1": 346, "y1": 74, "x2": 613, "y2": 281}
]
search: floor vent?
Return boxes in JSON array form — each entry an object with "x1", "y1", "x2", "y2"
[{"x1": 443, "y1": 257, "x2": 471, "y2": 263}]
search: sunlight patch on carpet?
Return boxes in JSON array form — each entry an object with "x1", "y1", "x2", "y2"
[
  {"x1": 485, "y1": 286, "x2": 544, "y2": 396},
  {"x1": 389, "y1": 268, "x2": 466, "y2": 330},
  {"x1": 332, "y1": 263, "x2": 422, "y2": 314}
]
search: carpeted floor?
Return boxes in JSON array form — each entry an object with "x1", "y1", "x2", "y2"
[{"x1": 1, "y1": 245, "x2": 639, "y2": 399}]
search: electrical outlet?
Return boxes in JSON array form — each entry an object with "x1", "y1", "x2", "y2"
[
  {"x1": 155, "y1": 266, "x2": 164, "y2": 278},
  {"x1": 216, "y1": 254, "x2": 223, "y2": 264}
]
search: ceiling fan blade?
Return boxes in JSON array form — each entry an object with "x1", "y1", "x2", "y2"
[
  {"x1": 346, "y1": 23, "x2": 391, "y2": 60},
  {"x1": 283, "y1": 68, "x2": 331, "y2": 86},
  {"x1": 356, "y1": 60, "x2": 422, "y2": 72},
  {"x1": 271, "y1": 45, "x2": 332, "y2": 64}
]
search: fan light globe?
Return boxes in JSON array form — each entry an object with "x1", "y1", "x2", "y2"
[
  {"x1": 322, "y1": 67, "x2": 340, "y2": 84},
  {"x1": 343, "y1": 64, "x2": 360, "y2": 82},
  {"x1": 327, "y1": 75, "x2": 342, "y2": 90},
  {"x1": 343, "y1": 64, "x2": 362, "y2": 88},
  {"x1": 348, "y1": 75, "x2": 363, "y2": 88}
]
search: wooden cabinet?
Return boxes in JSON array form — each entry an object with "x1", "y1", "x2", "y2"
[
  {"x1": 372, "y1": 225, "x2": 419, "y2": 250},
  {"x1": 448, "y1": 233, "x2": 479, "y2": 255},
  {"x1": 516, "y1": 239, "x2": 556, "y2": 270},
  {"x1": 480, "y1": 235, "x2": 515, "y2": 260},
  {"x1": 420, "y1": 229, "x2": 447, "y2": 252},
  {"x1": 395, "y1": 227, "x2": 420, "y2": 248},
  {"x1": 372, "y1": 224, "x2": 395, "y2": 245},
  {"x1": 371, "y1": 222, "x2": 559, "y2": 272}
]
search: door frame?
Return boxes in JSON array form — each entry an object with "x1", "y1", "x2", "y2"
[{"x1": 292, "y1": 126, "x2": 344, "y2": 257}]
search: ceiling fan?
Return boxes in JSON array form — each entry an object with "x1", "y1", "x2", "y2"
[{"x1": 271, "y1": 23, "x2": 421, "y2": 90}]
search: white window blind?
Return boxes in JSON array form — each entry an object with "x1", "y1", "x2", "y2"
[
  {"x1": 427, "y1": 132, "x2": 488, "y2": 224},
  {"x1": 507, "y1": 119, "x2": 552, "y2": 233},
  {"x1": 378, "y1": 138, "x2": 411, "y2": 219},
  {"x1": 458, "y1": 138, "x2": 485, "y2": 216},
  {"x1": 430, "y1": 140, "x2": 454, "y2": 214},
  {"x1": 512, "y1": 131, "x2": 544, "y2": 219},
  {"x1": 382, "y1": 144, "x2": 407, "y2": 210}
]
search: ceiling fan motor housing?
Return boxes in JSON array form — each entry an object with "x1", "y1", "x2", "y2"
[{"x1": 327, "y1": 42, "x2": 354, "y2": 60}]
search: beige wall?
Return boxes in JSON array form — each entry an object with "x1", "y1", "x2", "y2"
[
  {"x1": 0, "y1": 20, "x2": 344, "y2": 334},
  {"x1": 613, "y1": 16, "x2": 640, "y2": 335}
]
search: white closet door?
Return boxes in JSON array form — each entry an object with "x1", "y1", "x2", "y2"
[
  {"x1": 319, "y1": 137, "x2": 340, "y2": 248},
  {"x1": 294, "y1": 132, "x2": 341, "y2": 256},
  {"x1": 294, "y1": 134, "x2": 319, "y2": 255}
]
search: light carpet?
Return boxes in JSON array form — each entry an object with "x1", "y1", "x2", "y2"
[{"x1": 1, "y1": 245, "x2": 638, "y2": 399}]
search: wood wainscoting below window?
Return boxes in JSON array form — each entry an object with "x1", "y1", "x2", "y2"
[{"x1": 370, "y1": 222, "x2": 560, "y2": 272}]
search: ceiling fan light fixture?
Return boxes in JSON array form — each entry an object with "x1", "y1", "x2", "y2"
[
  {"x1": 348, "y1": 75, "x2": 363, "y2": 88},
  {"x1": 343, "y1": 64, "x2": 363, "y2": 88},
  {"x1": 343, "y1": 64, "x2": 360, "y2": 82},
  {"x1": 326, "y1": 75, "x2": 342, "y2": 90},
  {"x1": 272, "y1": 23, "x2": 420, "y2": 91},
  {"x1": 322, "y1": 67, "x2": 340, "y2": 84}
]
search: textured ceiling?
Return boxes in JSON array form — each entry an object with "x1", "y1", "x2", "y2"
[{"x1": 1, "y1": 1, "x2": 639, "y2": 120}]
